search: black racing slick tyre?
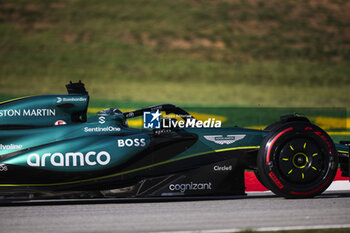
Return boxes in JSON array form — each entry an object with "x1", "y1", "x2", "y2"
[
  {"x1": 253, "y1": 169, "x2": 271, "y2": 190},
  {"x1": 257, "y1": 121, "x2": 338, "y2": 198}
]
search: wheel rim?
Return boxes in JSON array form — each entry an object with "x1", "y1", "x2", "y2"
[
  {"x1": 292, "y1": 152, "x2": 308, "y2": 169},
  {"x1": 277, "y1": 137, "x2": 324, "y2": 184}
]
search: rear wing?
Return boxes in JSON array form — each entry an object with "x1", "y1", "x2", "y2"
[
  {"x1": 66, "y1": 80, "x2": 88, "y2": 95},
  {"x1": 0, "y1": 81, "x2": 89, "y2": 128},
  {"x1": 65, "y1": 81, "x2": 89, "y2": 122}
]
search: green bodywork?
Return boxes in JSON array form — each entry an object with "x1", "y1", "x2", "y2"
[{"x1": 0, "y1": 93, "x2": 348, "y2": 188}]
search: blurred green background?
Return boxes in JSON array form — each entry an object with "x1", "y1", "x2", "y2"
[{"x1": 0, "y1": 0, "x2": 349, "y2": 108}]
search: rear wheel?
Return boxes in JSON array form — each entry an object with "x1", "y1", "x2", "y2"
[
  {"x1": 253, "y1": 169, "x2": 271, "y2": 190},
  {"x1": 257, "y1": 121, "x2": 338, "y2": 198}
]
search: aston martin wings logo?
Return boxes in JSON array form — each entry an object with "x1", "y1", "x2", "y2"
[{"x1": 204, "y1": 135, "x2": 246, "y2": 145}]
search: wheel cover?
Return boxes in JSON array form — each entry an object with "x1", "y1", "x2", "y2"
[{"x1": 277, "y1": 138, "x2": 324, "y2": 184}]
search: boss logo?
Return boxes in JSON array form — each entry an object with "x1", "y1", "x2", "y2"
[
  {"x1": 0, "y1": 164, "x2": 8, "y2": 172},
  {"x1": 117, "y1": 138, "x2": 146, "y2": 147}
]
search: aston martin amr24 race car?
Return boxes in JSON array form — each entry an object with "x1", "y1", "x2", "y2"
[{"x1": 0, "y1": 81, "x2": 349, "y2": 199}]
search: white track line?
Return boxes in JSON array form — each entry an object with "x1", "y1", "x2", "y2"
[
  {"x1": 159, "y1": 224, "x2": 350, "y2": 233},
  {"x1": 326, "y1": 180, "x2": 350, "y2": 191},
  {"x1": 246, "y1": 180, "x2": 350, "y2": 193}
]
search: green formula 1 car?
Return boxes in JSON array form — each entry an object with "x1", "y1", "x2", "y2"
[{"x1": 0, "y1": 81, "x2": 349, "y2": 199}]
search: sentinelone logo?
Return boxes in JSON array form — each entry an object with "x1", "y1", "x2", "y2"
[{"x1": 143, "y1": 110, "x2": 221, "y2": 129}]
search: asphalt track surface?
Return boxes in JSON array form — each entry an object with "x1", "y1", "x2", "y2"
[{"x1": 1, "y1": 191, "x2": 350, "y2": 233}]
